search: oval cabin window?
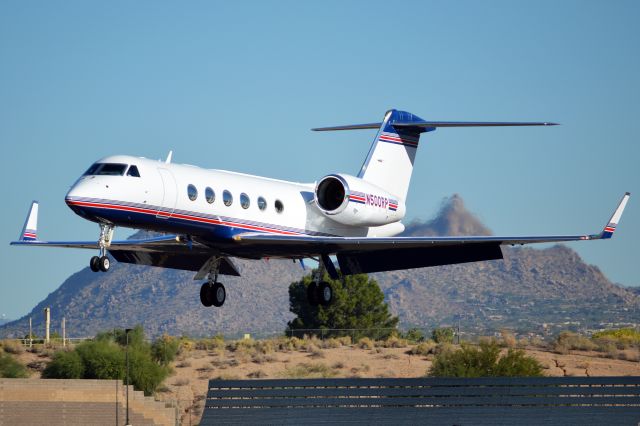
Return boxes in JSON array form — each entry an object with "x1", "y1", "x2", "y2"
[{"x1": 187, "y1": 184, "x2": 198, "y2": 201}]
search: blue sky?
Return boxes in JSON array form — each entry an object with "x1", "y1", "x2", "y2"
[{"x1": 1, "y1": 1, "x2": 638, "y2": 320}]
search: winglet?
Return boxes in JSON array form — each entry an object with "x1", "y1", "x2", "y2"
[
  {"x1": 595, "y1": 192, "x2": 630, "y2": 239},
  {"x1": 19, "y1": 201, "x2": 39, "y2": 241}
]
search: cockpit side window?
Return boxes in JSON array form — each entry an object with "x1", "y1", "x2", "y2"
[
  {"x1": 83, "y1": 163, "x2": 128, "y2": 176},
  {"x1": 83, "y1": 163, "x2": 101, "y2": 176},
  {"x1": 126, "y1": 165, "x2": 141, "y2": 177}
]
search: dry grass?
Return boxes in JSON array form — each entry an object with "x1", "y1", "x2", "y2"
[
  {"x1": 358, "y1": 337, "x2": 374, "y2": 350},
  {"x1": 280, "y1": 362, "x2": 338, "y2": 379}
]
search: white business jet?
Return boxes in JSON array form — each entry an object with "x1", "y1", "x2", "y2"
[{"x1": 11, "y1": 110, "x2": 630, "y2": 308}]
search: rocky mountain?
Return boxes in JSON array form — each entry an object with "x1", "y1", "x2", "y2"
[{"x1": 2, "y1": 195, "x2": 638, "y2": 339}]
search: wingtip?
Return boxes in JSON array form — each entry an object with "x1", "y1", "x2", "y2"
[{"x1": 625, "y1": 191, "x2": 631, "y2": 196}]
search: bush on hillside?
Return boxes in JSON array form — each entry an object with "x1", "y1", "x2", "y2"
[
  {"x1": 0, "y1": 350, "x2": 29, "y2": 378},
  {"x1": 592, "y1": 328, "x2": 640, "y2": 349},
  {"x1": 151, "y1": 334, "x2": 180, "y2": 365},
  {"x1": 402, "y1": 328, "x2": 426, "y2": 343},
  {"x1": 42, "y1": 350, "x2": 84, "y2": 379},
  {"x1": 431, "y1": 327, "x2": 455, "y2": 344},
  {"x1": 43, "y1": 326, "x2": 170, "y2": 395},
  {"x1": 429, "y1": 341, "x2": 543, "y2": 378},
  {"x1": 553, "y1": 331, "x2": 597, "y2": 354}
]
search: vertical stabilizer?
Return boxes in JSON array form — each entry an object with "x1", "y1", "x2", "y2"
[{"x1": 358, "y1": 109, "x2": 432, "y2": 201}]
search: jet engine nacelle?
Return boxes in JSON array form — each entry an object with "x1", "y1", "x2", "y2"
[{"x1": 314, "y1": 174, "x2": 406, "y2": 226}]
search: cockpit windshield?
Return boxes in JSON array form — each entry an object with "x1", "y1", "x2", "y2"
[{"x1": 83, "y1": 163, "x2": 128, "y2": 176}]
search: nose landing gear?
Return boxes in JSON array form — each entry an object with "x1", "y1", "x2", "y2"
[{"x1": 89, "y1": 224, "x2": 113, "y2": 273}]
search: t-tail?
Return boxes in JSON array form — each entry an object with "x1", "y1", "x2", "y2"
[{"x1": 313, "y1": 109, "x2": 557, "y2": 201}]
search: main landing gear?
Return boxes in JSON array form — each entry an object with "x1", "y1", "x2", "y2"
[
  {"x1": 307, "y1": 261, "x2": 333, "y2": 307},
  {"x1": 89, "y1": 224, "x2": 114, "y2": 273},
  {"x1": 199, "y1": 257, "x2": 226, "y2": 308}
]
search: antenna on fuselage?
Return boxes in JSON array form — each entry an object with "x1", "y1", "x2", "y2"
[{"x1": 165, "y1": 150, "x2": 173, "y2": 164}]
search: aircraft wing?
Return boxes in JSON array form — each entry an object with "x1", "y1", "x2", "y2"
[
  {"x1": 10, "y1": 204, "x2": 241, "y2": 277},
  {"x1": 233, "y1": 192, "x2": 630, "y2": 275},
  {"x1": 11, "y1": 235, "x2": 241, "y2": 276}
]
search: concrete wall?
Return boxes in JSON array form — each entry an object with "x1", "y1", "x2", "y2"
[{"x1": 0, "y1": 379, "x2": 176, "y2": 426}]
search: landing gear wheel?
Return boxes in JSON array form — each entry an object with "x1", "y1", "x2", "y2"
[
  {"x1": 89, "y1": 256, "x2": 100, "y2": 272},
  {"x1": 307, "y1": 282, "x2": 319, "y2": 306},
  {"x1": 211, "y1": 282, "x2": 226, "y2": 307},
  {"x1": 200, "y1": 283, "x2": 213, "y2": 307},
  {"x1": 98, "y1": 256, "x2": 110, "y2": 272},
  {"x1": 318, "y1": 281, "x2": 333, "y2": 306}
]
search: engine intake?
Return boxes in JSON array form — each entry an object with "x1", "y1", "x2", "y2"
[
  {"x1": 316, "y1": 175, "x2": 347, "y2": 212},
  {"x1": 314, "y1": 174, "x2": 405, "y2": 227}
]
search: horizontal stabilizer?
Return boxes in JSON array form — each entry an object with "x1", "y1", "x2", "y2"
[{"x1": 313, "y1": 121, "x2": 558, "y2": 131}]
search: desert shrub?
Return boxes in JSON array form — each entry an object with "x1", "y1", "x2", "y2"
[
  {"x1": 42, "y1": 350, "x2": 84, "y2": 379},
  {"x1": 152, "y1": 334, "x2": 180, "y2": 366},
  {"x1": 336, "y1": 336, "x2": 352, "y2": 346},
  {"x1": 321, "y1": 338, "x2": 342, "y2": 349},
  {"x1": 195, "y1": 336, "x2": 225, "y2": 351},
  {"x1": 127, "y1": 347, "x2": 169, "y2": 395},
  {"x1": 309, "y1": 347, "x2": 325, "y2": 358},
  {"x1": 247, "y1": 369, "x2": 268, "y2": 378},
  {"x1": 378, "y1": 336, "x2": 408, "y2": 348},
  {"x1": 228, "y1": 338, "x2": 257, "y2": 353},
  {"x1": 358, "y1": 337, "x2": 374, "y2": 350},
  {"x1": 332, "y1": 361, "x2": 345, "y2": 369},
  {"x1": 282, "y1": 362, "x2": 337, "y2": 378},
  {"x1": 76, "y1": 340, "x2": 125, "y2": 380},
  {"x1": 429, "y1": 341, "x2": 543, "y2": 377},
  {"x1": 553, "y1": 332, "x2": 597, "y2": 353},
  {"x1": 408, "y1": 341, "x2": 437, "y2": 356},
  {"x1": 0, "y1": 350, "x2": 29, "y2": 378},
  {"x1": 255, "y1": 339, "x2": 275, "y2": 354},
  {"x1": 592, "y1": 328, "x2": 640, "y2": 349},
  {"x1": 179, "y1": 338, "x2": 195, "y2": 352},
  {"x1": 402, "y1": 328, "x2": 426, "y2": 343},
  {"x1": 43, "y1": 326, "x2": 170, "y2": 395},
  {"x1": 272, "y1": 337, "x2": 296, "y2": 352},
  {"x1": 1, "y1": 340, "x2": 24, "y2": 355},
  {"x1": 431, "y1": 327, "x2": 455, "y2": 344},
  {"x1": 500, "y1": 330, "x2": 517, "y2": 348}
]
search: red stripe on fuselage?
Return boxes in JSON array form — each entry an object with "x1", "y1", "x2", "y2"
[{"x1": 67, "y1": 200, "x2": 300, "y2": 236}]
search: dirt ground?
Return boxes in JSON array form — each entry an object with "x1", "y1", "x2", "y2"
[
  {"x1": 11, "y1": 340, "x2": 640, "y2": 425},
  {"x1": 152, "y1": 342, "x2": 640, "y2": 424}
]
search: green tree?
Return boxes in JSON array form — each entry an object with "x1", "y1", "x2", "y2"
[
  {"x1": 287, "y1": 272, "x2": 398, "y2": 339},
  {"x1": 0, "y1": 350, "x2": 29, "y2": 378},
  {"x1": 429, "y1": 341, "x2": 543, "y2": 377}
]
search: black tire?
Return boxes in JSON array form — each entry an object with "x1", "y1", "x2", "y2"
[
  {"x1": 318, "y1": 281, "x2": 333, "y2": 306},
  {"x1": 200, "y1": 283, "x2": 213, "y2": 307},
  {"x1": 89, "y1": 256, "x2": 100, "y2": 272},
  {"x1": 212, "y1": 282, "x2": 226, "y2": 307},
  {"x1": 98, "y1": 256, "x2": 110, "y2": 272},
  {"x1": 307, "y1": 282, "x2": 319, "y2": 306}
]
